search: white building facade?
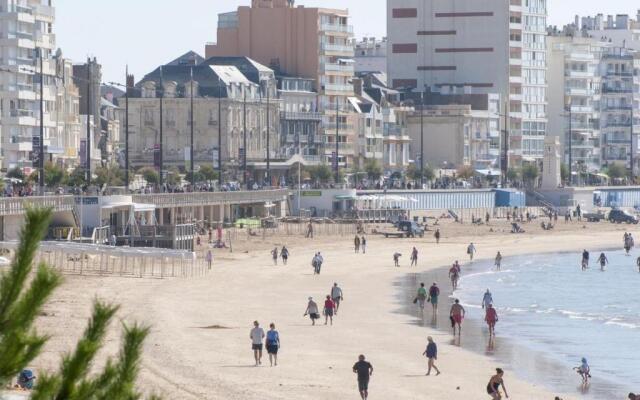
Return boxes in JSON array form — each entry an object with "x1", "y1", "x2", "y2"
[{"x1": 0, "y1": 0, "x2": 61, "y2": 173}]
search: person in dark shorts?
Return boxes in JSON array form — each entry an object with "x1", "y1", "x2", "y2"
[
  {"x1": 280, "y1": 246, "x2": 289, "y2": 265},
  {"x1": 331, "y1": 283, "x2": 343, "y2": 314},
  {"x1": 265, "y1": 323, "x2": 280, "y2": 366},
  {"x1": 304, "y1": 297, "x2": 320, "y2": 325},
  {"x1": 323, "y1": 295, "x2": 336, "y2": 325},
  {"x1": 249, "y1": 321, "x2": 265, "y2": 366},
  {"x1": 353, "y1": 354, "x2": 373, "y2": 400},
  {"x1": 487, "y1": 368, "x2": 508, "y2": 399},
  {"x1": 428, "y1": 282, "x2": 440, "y2": 313}
]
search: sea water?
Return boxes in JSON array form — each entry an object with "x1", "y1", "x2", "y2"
[{"x1": 456, "y1": 249, "x2": 640, "y2": 396}]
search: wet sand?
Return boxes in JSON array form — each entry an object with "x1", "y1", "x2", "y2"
[{"x1": 399, "y1": 261, "x2": 625, "y2": 399}]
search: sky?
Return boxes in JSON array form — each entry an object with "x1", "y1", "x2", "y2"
[{"x1": 55, "y1": 0, "x2": 639, "y2": 84}]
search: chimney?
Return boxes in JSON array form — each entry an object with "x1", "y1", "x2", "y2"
[{"x1": 353, "y1": 78, "x2": 363, "y2": 97}]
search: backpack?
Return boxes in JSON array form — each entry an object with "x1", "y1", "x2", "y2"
[{"x1": 18, "y1": 369, "x2": 35, "y2": 389}]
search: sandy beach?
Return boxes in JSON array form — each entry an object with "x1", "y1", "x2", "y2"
[{"x1": 29, "y1": 217, "x2": 631, "y2": 399}]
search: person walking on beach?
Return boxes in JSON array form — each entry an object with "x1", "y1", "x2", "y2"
[
  {"x1": 205, "y1": 250, "x2": 213, "y2": 270},
  {"x1": 393, "y1": 252, "x2": 402, "y2": 267},
  {"x1": 323, "y1": 295, "x2": 336, "y2": 325},
  {"x1": 434, "y1": 228, "x2": 441, "y2": 244},
  {"x1": 482, "y1": 289, "x2": 493, "y2": 309},
  {"x1": 428, "y1": 282, "x2": 440, "y2": 313},
  {"x1": 250, "y1": 321, "x2": 265, "y2": 366},
  {"x1": 266, "y1": 323, "x2": 280, "y2": 367},
  {"x1": 637, "y1": 256, "x2": 640, "y2": 273},
  {"x1": 306, "y1": 221, "x2": 313, "y2": 238},
  {"x1": 449, "y1": 263, "x2": 461, "y2": 291},
  {"x1": 312, "y1": 252, "x2": 323, "y2": 274},
  {"x1": 422, "y1": 336, "x2": 441, "y2": 376},
  {"x1": 574, "y1": 357, "x2": 591, "y2": 385},
  {"x1": 467, "y1": 242, "x2": 476, "y2": 262},
  {"x1": 361, "y1": 236, "x2": 367, "y2": 254},
  {"x1": 354, "y1": 235, "x2": 361, "y2": 253},
  {"x1": 581, "y1": 249, "x2": 590, "y2": 271},
  {"x1": 410, "y1": 247, "x2": 419, "y2": 267},
  {"x1": 628, "y1": 393, "x2": 640, "y2": 400},
  {"x1": 280, "y1": 246, "x2": 289, "y2": 265},
  {"x1": 597, "y1": 252, "x2": 608, "y2": 271},
  {"x1": 331, "y1": 283, "x2": 343, "y2": 314},
  {"x1": 415, "y1": 282, "x2": 427, "y2": 310},
  {"x1": 487, "y1": 368, "x2": 509, "y2": 399},
  {"x1": 304, "y1": 297, "x2": 320, "y2": 325},
  {"x1": 353, "y1": 354, "x2": 373, "y2": 400},
  {"x1": 485, "y1": 303, "x2": 499, "y2": 337},
  {"x1": 495, "y1": 252, "x2": 503, "y2": 271},
  {"x1": 449, "y1": 299, "x2": 465, "y2": 336},
  {"x1": 271, "y1": 247, "x2": 279, "y2": 266}
]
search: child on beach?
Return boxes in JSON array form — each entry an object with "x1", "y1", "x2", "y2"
[
  {"x1": 487, "y1": 368, "x2": 509, "y2": 399},
  {"x1": 495, "y1": 252, "x2": 502, "y2": 270},
  {"x1": 574, "y1": 357, "x2": 591, "y2": 385}
]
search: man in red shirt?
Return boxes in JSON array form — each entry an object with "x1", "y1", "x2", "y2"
[{"x1": 324, "y1": 295, "x2": 336, "y2": 325}]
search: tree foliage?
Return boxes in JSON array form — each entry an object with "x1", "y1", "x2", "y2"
[
  {"x1": 521, "y1": 164, "x2": 540, "y2": 186},
  {"x1": 364, "y1": 159, "x2": 383, "y2": 180},
  {"x1": 139, "y1": 167, "x2": 159, "y2": 185},
  {"x1": 93, "y1": 165, "x2": 124, "y2": 187},
  {"x1": 406, "y1": 164, "x2": 435, "y2": 182},
  {"x1": 67, "y1": 167, "x2": 88, "y2": 188},
  {"x1": 308, "y1": 164, "x2": 332, "y2": 183},
  {"x1": 606, "y1": 163, "x2": 626, "y2": 180},
  {"x1": 506, "y1": 167, "x2": 520, "y2": 183},
  {"x1": 456, "y1": 165, "x2": 474, "y2": 180},
  {"x1": 44, "y1": 163, "x2": 68, "y2": 188},
  {"x1": 199, "y1": 165, "x2": 218, "y2": 182},
  {"x1": 560, "y1": 163, "x2": 570, "y2": 183}
]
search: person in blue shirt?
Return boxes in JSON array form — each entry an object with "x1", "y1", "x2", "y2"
[
  {"x1": 266, "y1": 323, "x2": 280, "y2": 366},
  {"x1": 422, "y1": 336, "x2": 441, "y2": 376}
]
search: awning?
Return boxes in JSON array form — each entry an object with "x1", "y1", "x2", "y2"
[
  {"x1": 133, "y1": 203, "x2": 155, "y2": 212},
  {"x1": 338, "y1": 58, "x2": 355, "y2": 64},
  {"x1": 335, "y1": 195, "x2": 357, "y2": 200}
]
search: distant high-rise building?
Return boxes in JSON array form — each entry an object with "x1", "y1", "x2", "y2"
[
  {"x1": 387, "y1": 0, "x2": 548, "y2": 166},
  {"x1": 353, "y1": 37, "x2": 387, "y2": 73}
]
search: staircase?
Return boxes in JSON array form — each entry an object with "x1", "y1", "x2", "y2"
[{"x1": 527, "y1": 190, "x2": 557, "y2": 216}]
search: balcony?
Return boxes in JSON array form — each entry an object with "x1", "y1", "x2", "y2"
[
  {"x1": 602, "y1": 86, "x2": 633, "y2": 94},
  {"x1": 321, "y1": 63, "x2": 354, "y2": 73},
  {"x1": 320, "y1": 23, "x2": 353, "y2": 35},
  {"x1": 323, "y1": 83, "x2": 353, "y2": 94},
  {"x1": 321, "y1": 43, "x2": 354, "y2": 55},
  {"x1": 280, "y1": 111, "x2": 323, "y2": 120},
  {"x1": 569, "y1": 52, "x2": 595, "y2": 61},
  {"x1": 509, "y1": 40, "x2": 522, "y2": 48},
  {"x1": 570, "y1": 105, "x2": 594, "y2": 113},
  {"x1": 566, "y1": 70, "x2": 595, "y2": 78},
  {"x1": 566, "y1": 88, "x2": 594, "y2": 96}
]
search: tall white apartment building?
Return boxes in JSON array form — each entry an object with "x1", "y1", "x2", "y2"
[
  {"x1": 548, "y1": 33, "x2": 640, "y2": 175},
  {"x1": 547, "y1": 36, "x2": 605, "y2": 173},
  {"x1": 354, "y1": 37, "x2": 387, "y2": 73},
  {"x1": 0, "y1": 0, "x2": 58, "y2": 173},
  {"x1": 387, "y1": 0, "x2": 548, "y2": 166}
]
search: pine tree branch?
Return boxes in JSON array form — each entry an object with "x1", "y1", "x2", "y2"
[{"x1": 54, "y1": 300, "x2": 119, "y2": 400}]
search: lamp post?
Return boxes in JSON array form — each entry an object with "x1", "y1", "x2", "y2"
[
  {"x1": 419, "y1": 90, "x2": 424, "y2": 188},
  {"x1": 158, "y1": 66, "x2": 164, "y2": 188},
  {"x1": 243, "y1": 88, "x2": 248, "y2": 189},
  {"x1": 124, "y1": 66, "x2": 130, "y2": 191},
  {"x1": 37, "y1": 48, "x2": 44, "y2": 193},
  {"x1": 266, "y1": 81, "x2": 271, "y2": 187},
  {"x1": 335, "y1": 97, "x2": 340, "y2": 183},
  {"x1": 217, "y1": 76, "x2": 223, "y2": 189},
  {"x1": 189, "y1": 67, "x2": 195, "y2": 187},
  {"x1": 85, "y1": 58, "x2": 92, "y2": 185}
]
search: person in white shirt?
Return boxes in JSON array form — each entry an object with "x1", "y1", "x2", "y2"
[
  {"x1": 331, "y1": 283, "x2": 344, "y2": 314},
  {"x1": 250, "y1": 321, "x2": 265, "y2": 366},
  {"x1": 467, "y1": 243, "x2": 476, "y2": 261}
]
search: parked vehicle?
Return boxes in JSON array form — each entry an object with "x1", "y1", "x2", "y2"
[
  {"x1": 583, "y1": 210, "x2": 606, "y2": 222},
  {"x1": 377, "y1": 221, "x2": 425, "y2": 238},
  {"x1": 608, "y1": 209, "x2": 639, "y2": 224}
]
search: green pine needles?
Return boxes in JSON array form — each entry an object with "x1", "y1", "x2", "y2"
[{"x1": 0, "y1": 209, "x2": 159, "y2": 399}]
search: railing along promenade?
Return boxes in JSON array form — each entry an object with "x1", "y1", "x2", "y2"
[
  {"x1": 131, "y1": 189, "x2": 290, "y2": 208},
  {"x1": 0, "y1": 195, "x2": 75, "y2": 216},
  {"x1": 0, "y1": 190, "x2": 290, "y2": 217}
]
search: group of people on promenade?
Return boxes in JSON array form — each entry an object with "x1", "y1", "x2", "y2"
[{"x1": 249, "y1": 321, "x2": 280, "y2": 367}]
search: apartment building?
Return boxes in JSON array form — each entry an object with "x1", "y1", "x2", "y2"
[
  {"x1": 0, "y1": 0, "x2": 59, "y2": 173},
  {"x1": 125, "y1": 54, "x2": 278, "y2": 184},
  {"x1": 387, "y1": 0, "x2": 547, "y2": 166},
  {"x1": 277, "y1": 76, "x2": 323, "y2": 162},
  {"x1": 405, "y1": 92, "x2": 501, "y2": 169},
  {"x1": 205, "y1": 0, "x2": 357, "y2": 168},
  {"x1": 600, "y1": 47, "x2": 640, "y2": 171},
  {"x1": 354, "y1": 37, "x2": 387, "y2": 73},
  {"x1": 548, "y1": 33, "x2": 640, "y2": 174},
  {"x1": 582, "y1": 11, "x2": 640, "y2": 51}
]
